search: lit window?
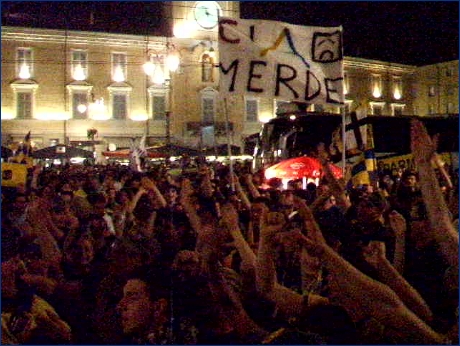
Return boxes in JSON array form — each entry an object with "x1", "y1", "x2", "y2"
[
  {"x1": 245, "y1": 98, "x2": 258, "y2": 122},
  {"x1": 71, "y1": 50, "x2": 88, "y2": 81},
  {"x1": 112, "y1": 53, "x2": 127, "y2": 82},
  {"x1": 371, "y1": 74, "x2": 382, "y2": 98},
  {"x1": 392, "y1": 76, "x2": 403, "y2": 100},
  {"x1": 428, "y1": 104, "x2": 435, "y2": 115},
  {"x1": 447, "y1": 102, "x2": 455, "y2": 114},
  {"x1": 200, "y1": 87, "x2": 217, "y2": 123},
  {"x1": 17, "y1": 48, "x2": 33, "y2": 79},
  {"x1": 428, "y1": 85, "x2": 436, "y2": 97}
]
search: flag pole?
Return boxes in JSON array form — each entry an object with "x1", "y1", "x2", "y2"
[
  {"x1": 341, "y1": 105, "x2": 346, "y2": 176},
  {"x1": 224, "y1": 97, "x2": 235, "y2": 192}
]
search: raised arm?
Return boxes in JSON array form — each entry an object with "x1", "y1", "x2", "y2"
[
  {"x1": 388, "y1": 210, "x2": 406, "y2": 274},
  {"x1": 233, "y1": 174, "x2": 252, "y2": 211},
  {"x1": 179, "y1": 178, "x2": 202, "y2": 236},
  {"x1": 362, "y1": 240, "x2": 433, "y2": 323},
  {"x1": 410, "y1": 119, "x2": 458, "y2": 268},
  {"x1": 255, "y1": 208, "x2": 307, "y2": 319},
  {"x1": 141, "y1": 177, "x2": 167, "y2": 208},
  {"x1": 319, "y1": 156, "x2": 352, "y2": 211},
  {"x1": 292, "y1": 208, "x2": 445, "y2": 344},
  {"x1": 220, "y1": 202, "x2": 257, "y2": 267},
  {"x1": 243, "y1": 174, "x2": 261, "y2": 199}
]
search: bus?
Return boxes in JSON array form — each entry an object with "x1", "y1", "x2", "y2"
[{"x1": 252, "y1": 112, "x2": 459, "y2": 173}]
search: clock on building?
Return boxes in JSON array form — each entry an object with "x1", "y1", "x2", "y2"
[{"x1": 194, "y1": 1, "x2": 221, "y2": 29}]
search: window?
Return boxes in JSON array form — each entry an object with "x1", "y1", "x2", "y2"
[
  {"x1": 112, "y1": 93, "x2": 127, "y2": 119},
  {"x1": 152, "y1": 95, "x2": 166, "y2": 120},
  {"x1": 344, "y1": 100, "x2": 353, "y2": 114},
  {"x1": 371, "y1": 74, "x2": 382, "y2": 98},
  {"x1": 11, "y1": 81, "x2": 38, "y2": 119},
  {"x1": 200, "y1": 87, "x2": 217, "y2": 123},
  {"x1": 112, "y1": 53, "x2": 127, "y2": 82},
  {"x1": 392, "y1": 76, "x2": 403, "y2": 100},
  {"x1": 72, "y1": 92, "x2": 89, "y2": 119},
  {"x1": 343, "y1": 72, "x2": 349, "y2": 95},
  {"x1": 447, "y1": 102, "x2": 455, "y2": 114},
  {"x1": 201, "y1": 53, "x2": 214, "y2": 82},
  {"x1": 245, "y1": 98, "x2": 258, "y2": 122},
  {"x1": 274, "y1": 100, "x2": 289, "y2": 115},
  {"x1": 428, "y1": 85, "x2": 436, "y2": 97},
  {"x1": 71, "y1": 50, "x2": 88, "y2": 81},
  {"x1": 202, "y1": 97, "x2": 215, "y2": 122},
  {"x1": 17, "y1": 48, "x2": 33, "y2": 79},
  {"x1": 390, "y1": 103, "x2": 405, "y2": 116},
  {"x1": 148, "y1": 85, "x2": 168, "y2": 121},
  {"x1": 314, "y1": 104, "x2": 324, "y2": 112},
  {"x1": 428, "y1": 104, "x2": 435, "y2": 115},
  {"x1": 16, "y1": 92, "x2": 32, "y2": 119},
  {"x1": 369, "y1": 101, "x2": 385, "y2": 115},
  {"x1": 445, "y1": 67, "x2": 454, "y2": 77}
]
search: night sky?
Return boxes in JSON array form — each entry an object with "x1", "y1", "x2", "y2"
[{"x1": 2, "y1": 1, "x2": 458, "y2": 66}]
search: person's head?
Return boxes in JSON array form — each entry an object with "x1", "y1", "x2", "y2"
[
  {"x1": 164, "y1": 185, "x2": 179, "y2": 204},
  {"x1": 88, "y1": 192, "x2": 107, "y2": 217},
  {"x1": 172, "y1": 250, "x2": 201, "y2": 282},
  {"x1": 132, "y1": 194, "x2": 154, "y2": 223},
  {"x1": 401, "y1": 170, "x2": 418, "y2": 188},
  {"x1": 60, "y1": 190, "x2": 74, "y2": 203},
  {"x1": 322, "y1": 195, "x2": 336, "y2": 211},
  {"x1": 117, "y1": 277, "x2": 169, "y2": 336},
  {"x1": 12, "y1": 192, "x2": 29, "y2": 213},
  {"x1": 355, "y1": 192, "x2": 388, "y2": 225},
  {"x1": 251, "y1": 197, "x2": 269, "y2": 220},
  {"x1": 115, "y1": 189, "x2": 131, "y2": 205}
]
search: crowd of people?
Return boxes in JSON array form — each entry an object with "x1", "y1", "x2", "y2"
[{"x1": 1, "y1": 119, "x2": 458, "y2": 344}]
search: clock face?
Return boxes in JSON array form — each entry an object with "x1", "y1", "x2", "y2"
[{"x1": 194, "y1": 1, "x2": 221, "y2": 30}]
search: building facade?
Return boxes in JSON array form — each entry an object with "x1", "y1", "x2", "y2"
[{"x1": 1, "y1": 1, "x2": 458, "y2": 159}]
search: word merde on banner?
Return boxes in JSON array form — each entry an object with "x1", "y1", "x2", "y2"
[{"x1": 218, "y1": 17, "x2": 344, "y2": 105}]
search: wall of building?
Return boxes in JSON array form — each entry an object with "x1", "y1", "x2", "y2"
[
  {"x1": 2, "y1": 21, "x2": 458, "y2": 158},
  {"x1": 413, "y1": 60, "x2": 459, "y2": 116}
]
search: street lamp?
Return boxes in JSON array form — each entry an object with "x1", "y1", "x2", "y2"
[{"x1": 143, "y1": 45, "x2": 180, "y2": 146}]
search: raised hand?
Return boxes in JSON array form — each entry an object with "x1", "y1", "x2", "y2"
[
  {"x1": 388, "y1": 210, "x2": 406, "y2": 237},
  {"x1": 362, "y1": 241, "x2": 387, "y2": 268},
  {"x1": 410, "y1": 119, "x2": 437, "y2": 163}
]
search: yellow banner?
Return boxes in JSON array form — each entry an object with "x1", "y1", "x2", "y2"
[
  {"x1": 377, "y1": 153, "x2": 452, "y2": 172},
  {"x1": 1, "y1": 163, "x2": 28, "y2": 187}
]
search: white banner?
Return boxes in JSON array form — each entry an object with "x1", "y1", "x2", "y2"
[{"x1": 218, "y1": 17, "x2": 344, "y2": 105}]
